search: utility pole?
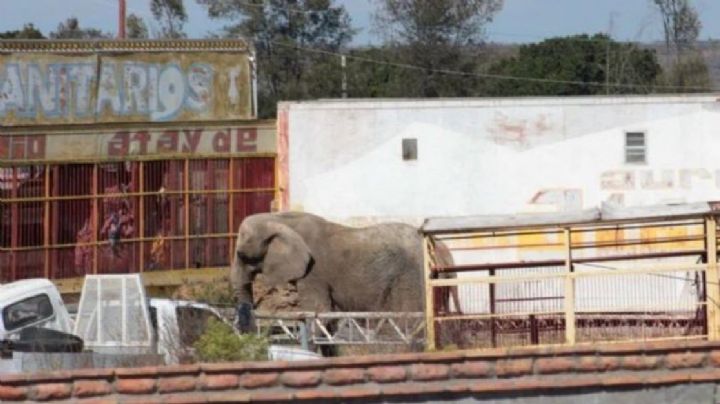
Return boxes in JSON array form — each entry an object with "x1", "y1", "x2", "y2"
[
  {"x1": 605, "y1": 12, "x2": 617, "y2": 95},
  {"x1": 341, "y1": 54, "x2": 347, "y2": 99},
  {"x1": 118, "y1": 0, "x2": 127, "y2": 39}
]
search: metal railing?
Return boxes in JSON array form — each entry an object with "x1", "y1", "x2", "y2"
[
  {"x1": 422, "y1": 214, "x2": 720, "y2": 351},
  {"x1": 429, "y1": 263, "x2": 708, "y2": 349},
  {"x1": 254, "y1": 311, "x2": 425, "y2": 348}
]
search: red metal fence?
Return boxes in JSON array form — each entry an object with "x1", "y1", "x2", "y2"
[{"x1": 0, "y1": 157, "x2": 275, "y2": 282}]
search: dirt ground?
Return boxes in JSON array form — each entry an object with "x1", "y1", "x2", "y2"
[{"x1": 252, "y1": 275, "x2": 300, "y2": 312}]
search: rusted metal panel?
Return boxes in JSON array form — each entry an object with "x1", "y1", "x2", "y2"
[
  {"x1": 422, "y1": 202, "x2": 720, "y2": 235},
  {"x1": 423, "y1": 210, "x2": 600, "y2": 235},
  {"x1": 0, "y1": 123, "x2": 275, "y2": 163},
  {"x1": 0, "y1": 39, "x2": 254, "y2": 126}
]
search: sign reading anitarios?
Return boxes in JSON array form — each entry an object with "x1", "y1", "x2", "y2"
[{"x1": 0, "y1": 49, "x2": 253, "y2": 125}]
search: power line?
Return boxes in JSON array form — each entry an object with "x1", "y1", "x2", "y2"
[
  {"x1": 269, "y1": 40, "x2": 716, "y2": 92},
  {"x1": 214, "y1": 0, "x2": 338, "y2": 16}
]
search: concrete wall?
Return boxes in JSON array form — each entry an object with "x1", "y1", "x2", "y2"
[
  {"x1": 280, "y1": 96, "x2": 720, "y2": 317},
  {"x1": 282, "y1": 95, "x2": 720, "y2": 225}
]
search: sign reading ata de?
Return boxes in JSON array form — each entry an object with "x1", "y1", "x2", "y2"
[
  {"x1": 0, "y1": 125, "x2": 276, "y2": 161},
  {"x1": 0, "y1": 50, "x2": 253, "y2": 125}
]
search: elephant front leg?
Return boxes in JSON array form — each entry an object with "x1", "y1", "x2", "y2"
[
  {"x1": 296, "y1": 281, "x2": 333, "y2": 312},
  {"x1": 296, "y1": 282, "x2": 337, "y2": 356}
]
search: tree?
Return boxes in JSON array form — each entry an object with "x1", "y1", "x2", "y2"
[
  {"x1": 652, "y1": 0, "x2": 701, "y2": 57},
  {"x1": 0, "y1": 23, "x2": 45, "y2": 39},
  {"x1": 50, "y1": 17, "x2": 110, "y2": 39},
  {"x1": 651, "y1": 0, "x2": 709, "y2": 89},
  {"x1": 484, "y1": 34, "x2": 662, "y2": 96},
  {"x1": 345, "y1": 46, "x2": 408, "y2": 98},
  {"x1": 151, "y1": 0, "x2": 187, "y2": 38},
  {"x1": 126, "y1": 13, "x2": 149, "y2": 39},
  {"x1": 197, "y1": 0, "x2": 354, "y2": 117},
  {"x1": 373, "y1": 0, "x2": 503, "y2": 97}
]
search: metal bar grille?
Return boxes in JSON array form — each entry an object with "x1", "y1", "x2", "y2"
[{"x1": 0, "y1": 157, "x2": 275, "y2": 282}]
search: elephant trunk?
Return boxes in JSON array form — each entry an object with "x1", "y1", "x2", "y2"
[{"x1": 232, "y1": 256, "x2": 256, "y2": 333}]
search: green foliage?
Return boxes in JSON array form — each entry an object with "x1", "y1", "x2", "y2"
[
  {"x1": 345, "y1": 47, "x2": 405, "y2": 98},
  {"x1": 151, "y1": 0, "x2": 187, "y2": 38},
  {"x1": 376, "y1": 0, "x2": 503, "y2": 45},
  {"x1": 373, "y1": 0, "x2": 503, "y2": 97},
  {"x1": 126, "y1": 14, "x2": 149, "y2": 39},
  {"x1": 0, "y1": 23, "x2": 45, "y2": 39},
  {"x1": 197, "y1": 0, "x2": 354, "y2": 117},
  {"x1": 50, "y1": 17, "x2": 110, "y2": 39},
  {"x1": 193, "y1": 318, "x2": 268, "y2": 362},
  {"x1": 485, "y1": 34, "x2": 662, "y2": 96}
]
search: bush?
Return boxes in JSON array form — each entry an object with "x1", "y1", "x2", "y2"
[{"x1": 193, "y1": 317, "x2": 268, "y2": 362}]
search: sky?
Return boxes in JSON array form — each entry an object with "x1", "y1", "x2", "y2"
[{"x1": 1, "y1": 0, "x2": 720, "y2": 44}]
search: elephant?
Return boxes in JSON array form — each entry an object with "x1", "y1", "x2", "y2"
[{"x1": 231, "y1": 212, "x2": 460, "y2": 325}]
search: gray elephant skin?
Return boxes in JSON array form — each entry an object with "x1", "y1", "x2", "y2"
[{"x1": 231, "y1": 212, "x2": 458, "y2": 313}]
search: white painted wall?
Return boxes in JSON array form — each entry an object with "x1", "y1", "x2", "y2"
[
  {"x1": 283, "y1": 95, "x2": 717, "y2": 315},
  {"x1": 285, "y1": 95, "x2": 720, "y2": 225}
]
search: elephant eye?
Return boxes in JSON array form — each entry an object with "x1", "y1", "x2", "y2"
[{"x1": 240, "y1": 254, "x2": 263, "y2": 265}]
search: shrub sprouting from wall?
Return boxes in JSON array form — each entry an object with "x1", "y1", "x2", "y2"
[{"x1": 194, "y1": 317, "x2": 268, "y2": 362}]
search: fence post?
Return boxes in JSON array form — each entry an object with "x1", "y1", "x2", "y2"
[
  {"x1": 92, "y1": 165, "x2": 99, "y2": 275},
  {"x1": 139, "y1": 161, "x2": 145, "y2": 272},
  {"x1": 184, "y1": 159, "x2": 190, "y2": 269},
  {"x1": 706, "y1": 216, "x2": 720, "y2": 340},
  {"x1": 43, "y1": 164, "x2": 50, "y2": 279},
  {"x1": 563, "y1": 227, "x2": 576, "y2": 345},
  {"x1": 10, "y1": 168, "x2": 18, "y2": 281},
  {"x1": 299, "y1": 319, "x2": 310, "y2": 351},
  {"x1": 423, "y1": 236, "x2": 437, "y2": 351}
]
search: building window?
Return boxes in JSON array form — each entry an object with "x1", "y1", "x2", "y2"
[
  {"x1": 402, "y1": 138, "x2": 418, "y2": 161},
  {"x1": 625, "y1": 132, "x2": 646, "y2": 164}
]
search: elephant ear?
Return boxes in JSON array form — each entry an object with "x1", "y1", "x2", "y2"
[{"x1": 262, "y1": 222, "x2": 312, "y2": 287}]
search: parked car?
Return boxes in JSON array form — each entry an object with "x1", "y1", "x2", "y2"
[
  {"x1": 0, "y1": 275, "x2": 319, "y2": 372},
  {"x1": 0, "y1": 279, "x2": 73, "y2": 341}
]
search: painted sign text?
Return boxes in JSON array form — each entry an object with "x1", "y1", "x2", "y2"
[{"x1": 0, "y1": 52, "x2": 252, "y2": 125}]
